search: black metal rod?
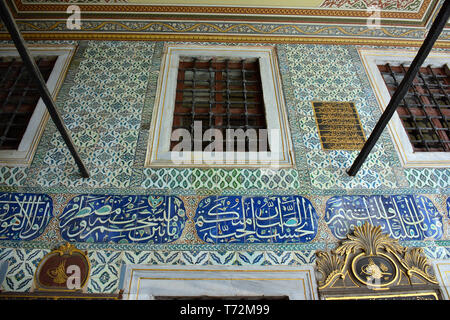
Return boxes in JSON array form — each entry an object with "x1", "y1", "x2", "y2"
[
  {"x1": 0, "y1": 1, "x2": 89, "y2": 178},
  {"x1": 347, "y1": 0, "x2": 450, "y2": 176}
]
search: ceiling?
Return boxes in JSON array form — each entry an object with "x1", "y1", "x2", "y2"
[
  {"x1": 9, "y1": 0, "x2": 441, "y2": 26},
  {"x1": 2, "y1": 0, "x2": 448, "y2": 46}
]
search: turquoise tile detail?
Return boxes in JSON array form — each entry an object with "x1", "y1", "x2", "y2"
[
  {"x1": 0, "y1": 167, "x2": 28, "y2": 187},
  {"x1": 404, "y1": 168, "x2": 450, "y2": 189},
  {"x1": 0, "y1": 40, "x2": 448, "y2": 297}
]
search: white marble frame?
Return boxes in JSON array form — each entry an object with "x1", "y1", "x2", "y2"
[
  {"x1": 0, "y1": 45, "x2": 76, "y2": 166},
  {"x1": 432, "y1": 260, "x2": 450, "y2": 300},
  {"x1": 358, "y1": 48, "x2": 450, "y2": 168},
  {"x1": 120, "y1": 265, "x2": 318, "y2": 300},
  {"x1": 145, "y1": 44, "x2": 295, "y2": 168}
]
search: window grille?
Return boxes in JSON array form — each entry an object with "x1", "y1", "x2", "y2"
[
  {"x1": 171, "y1": 57, "x2": 269, "y2": 152},
  {"x1": 0, "y1": 56, "x2": 57, "y2": 150},
  {"x1": 378, "y1": 63, "x2": 450, "y2": 152}
]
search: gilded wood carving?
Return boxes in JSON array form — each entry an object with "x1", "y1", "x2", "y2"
[{"x1": 316, "y1": 223, "x2": 438, "y2": 291}]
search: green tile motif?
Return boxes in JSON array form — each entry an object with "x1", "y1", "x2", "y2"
[{"x1": 0, "y1": 40, "x2": 448, "y2": 295}]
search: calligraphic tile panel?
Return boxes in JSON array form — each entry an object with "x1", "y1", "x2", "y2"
[
  {"x1": 447, "y1": 197, "x2": 450, "y2": 218},
  {"x1": 195, "y1": 196, "x2": 318, "y2": 243},
  {"x1": 0, "y1": 193, "x2": 53, "y2": 241},
  {"x1": 325, "y1": 195, "x2": 443, "y2": 241},
  {"x1": 196, "y1": 196, "x2": 225, "y2": 244},
  {"x1": 59, "y1": 195, "x2": 187, "y2": 244}
]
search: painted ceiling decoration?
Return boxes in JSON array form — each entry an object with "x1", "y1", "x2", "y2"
[
  {"x1": 0, "y1": 0, "x2": 447, "y2": 45},
  {"x1": 8, "y1": 0, "x2": 441, "y2": 25}
]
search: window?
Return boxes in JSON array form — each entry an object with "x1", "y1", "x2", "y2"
[
  {"x1": 0, "y1": 45, "x2": 76, "y2": 166},
  {"x1": 378, "y1": 63, "x2": 449, "y2": 152},
  {"x1": 145, "y1": 45, "x2": 294, "y2": 168},
  {"x1": 171, "y1": 57, "x2": 269, "y2": 152},
  {"x1": 0, "y1": 56, "x2": 57, "y2": 150},
  {"x1": 359, "y1": 48, "x2": 450, "y2": 168}
]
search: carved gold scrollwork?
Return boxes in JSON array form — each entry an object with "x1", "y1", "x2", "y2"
[
  {"x1": 53, "y1": 242, "x2": 85, "y2": 257},
  {"x1": 315, "y1": 250, "x2": 345, "y2": 289},
  {"x1": 316, "y1": 223, "x2": 438, "y2": 290},
  {"x1": 402, "y1": 248, "x2": 438, "y2": 284},
  {"x1": 335, "y1": 223, "x2": 404, "y2": 256}
]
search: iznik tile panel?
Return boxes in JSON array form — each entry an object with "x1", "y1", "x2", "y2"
[
  {"x1": 325, "y1": 195, "x2": 443, "y2": 241},
  {"x1": 59, "y1": 195, "x2": 186, "y2": 243},
  {"x1": 0, "y1": 193, "x2": 53, "y2": 241},
  {"x1": 195, "y1": 196, "x2": 318, "y2": 243},
  {"x1": 447, "y1": 197, "x2": 450, "y2": 217}
]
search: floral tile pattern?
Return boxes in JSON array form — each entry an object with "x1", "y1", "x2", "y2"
[
  {"x1": 0, "y1": 248, "x2": 48, "y2": 292},
  {"x1": 24, "y1": 41, "x2": 155, "y2": 191},
  {"x1": 0, "y1": 40, "x2": 448, "y2": 295},
  {"x1": 284, "y1": 44, "x2": 402, "y2": 192}
]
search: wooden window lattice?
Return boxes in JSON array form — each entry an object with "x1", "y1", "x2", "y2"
[
  {"x1": 0, "y1": 56, "x2": 57, "y2": 150},
  {"x1": 171, "y1": 57, "x2": 269, "y2": 152}
]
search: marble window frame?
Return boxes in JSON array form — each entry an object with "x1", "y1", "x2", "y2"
[
  {"x1": 358, "y1": 48, "x2": 450, "y2": 168},
  {"x1": 0, "y1": 45, "x2": 76, "y2": 166},
  {"x1": 120, "y1": 265, "x2": 318, "y2": 300},
  {"x1": 432, "y1": 260, "x2": 450, "y2": 300},
  {"x1": 145, "y1": 44, "x2": 295, "y2": 168}
]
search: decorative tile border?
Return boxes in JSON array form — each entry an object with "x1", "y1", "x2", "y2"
[
  {"x1": 6, "y1": 21, "x2": 430, "y2": 40},
  {"x1": 18, "y1": 0, "x2": 428, "y2": 13},
  {"x1": 320, "y1": 0, "x2": 424, "y2": 11},
  {"x1": 0, "y1": 192, "x2": 448, "y2": 247},
  {"x1": 2, "y1": 244, "x2": 449, "y2": 293}
]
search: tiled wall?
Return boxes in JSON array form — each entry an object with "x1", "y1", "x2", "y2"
[{"x1": 0, "y1": 40, "x2": 448, "y2": 293}]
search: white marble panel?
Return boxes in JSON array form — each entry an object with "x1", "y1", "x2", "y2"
[
  {"x1": 433, "y1": 260, "x2": 450, "y2": 300},
  {"x1": 120, "y1": 264, "x2": 318, "y2": 300}
]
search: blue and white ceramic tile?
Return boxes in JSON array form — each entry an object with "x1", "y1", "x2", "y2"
[
  {"x1": 0, "y1": 248, "x2": 48, "y2": 292},
  {"x1": 0, "y1": 193, "x2": 53, "y2": 241},
  {"x1": 447, "y1": 197, "x2": 450, "y2": 218},
  {"x1": 59, "y1": 194, "x2": 187, "y2": 243},
  {"x1": 0, "y1": 40, "x2": 448, "y2": 296},
  {"x1": 195, "y1": 195, "x2": 318, "y2": 243},
  {"x1": 325, "y1": 195, "x2": 443, "y2": 241}
]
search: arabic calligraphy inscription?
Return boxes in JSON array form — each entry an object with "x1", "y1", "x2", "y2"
[
  {"x1": 195, "y1": 195, "x2": 318, "y2": 243},
  {"x1": 59, "y1": 195, "x2": 187, "y2": 243},
  {"x1": 312, "y1": 101, "x2": 366, "y2": 150},
  {"x1": 325, "y1": 195, "x2": 443, "y2": 241},
  {"x1": 0, "y1": 192, "x2": 53, "y2": 241}
]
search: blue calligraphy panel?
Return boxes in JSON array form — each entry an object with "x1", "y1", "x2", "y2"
[
  {"x1": 59, "y1": 195, "x2": 186, "y2": 243},
  {"x1": 0, "y1": 192, "x2": 53, "y2": 241},
  {"x1": 325, "y1": 195, "x2": 443, "y2": 241},
  {"x1": 195, "y1": 195, "x2": 318, "y2": 243},
  {"x1": 447, "y1": 197, "x2": 450, "y2": 218}
]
